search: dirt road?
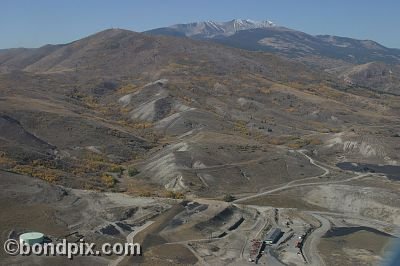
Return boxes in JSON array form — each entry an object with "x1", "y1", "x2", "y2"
[
  {"x1": 110, "y1": 220, "x2": 155, "y2": 266},
  {"x1": 234, "y1": 172, "x2": 368, "y2": 203},
  {"x1": 302, "y1": 214, "x2": 330, "y2": 266}
]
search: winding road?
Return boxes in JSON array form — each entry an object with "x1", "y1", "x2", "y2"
[
  {"x1": 233, "y1": 150, "x2": 372, "y2": 203},
  {"x1": 298, "y1": 149, "x2": 330, "y2": 178},
  {"x1": 302, "y1": 214, "x2": 330, "y2": 266}
]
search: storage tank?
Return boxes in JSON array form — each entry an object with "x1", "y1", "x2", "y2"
[{"x1": 19, "y1": 232, "x2": 44, "y2": 245}]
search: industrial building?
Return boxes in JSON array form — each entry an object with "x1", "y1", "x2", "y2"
[{"x1": 264, "y1": 228, "x2": 282, "y2": 244}]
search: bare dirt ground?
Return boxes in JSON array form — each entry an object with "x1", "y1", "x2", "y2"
[
  {"x1": 0, "y1": 170, "x2": 173, "y2": 265},
  {"x1": 319, "y1": 229, "x2": 393, "y2": 266},
  {"x1": 1, "y1": 166, "x2": 399, "y2": 266},
  {"x1": 2, "y1": 142, "x2": 400, "y2": 266},
  {"x1": 1, "y1": 27, "x2": 400, "y2": 266},
  {"x1": 232, "y1": 148, "x2": 400, "y2": 266}
]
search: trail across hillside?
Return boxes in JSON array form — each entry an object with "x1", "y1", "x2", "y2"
[{"x1": 234, "y1": 150, "x2": 368, "y2": 203}]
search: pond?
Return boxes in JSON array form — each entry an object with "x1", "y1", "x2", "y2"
[
  {"x1": 323, "y1": 226, "x2": 395, "y2": 238},
  {"x1": 336, "y1": 162, "x2": 400, "y2": 180}
]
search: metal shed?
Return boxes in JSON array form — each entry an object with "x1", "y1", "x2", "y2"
[{"x1": 264, "y1": 228, "x2": 282, "y2": 244}]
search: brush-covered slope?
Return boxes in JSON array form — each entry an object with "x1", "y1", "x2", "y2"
[
  {"x1": 0, "y1": 28, "x2": 399, "y2": 196},
  {"x1": 146, "y1": 20, "x2": 400, "y2": 95}
]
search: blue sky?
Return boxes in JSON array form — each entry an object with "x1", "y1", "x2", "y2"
[{"x1": 1, "y1": 0, "x2": 399, "y2": 49}]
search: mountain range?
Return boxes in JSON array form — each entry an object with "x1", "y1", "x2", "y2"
[
  {"x1": 1, "y1": 18, "x2": 400, "y2": 266},
  {"x1": 146, "y1": 19, "x2": 400, "y2": 95},
  {"x1": 146, "y1": 19, "x2": 276, "y2": 38},
  {"x1": 0, "y1": 24, "x2": 399, "y2": 194},
  {"x1": 146, "y1": 19, "x2": 400, "y2": 64}
]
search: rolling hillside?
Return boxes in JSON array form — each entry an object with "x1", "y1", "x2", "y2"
[
  {"x1": 0, "y1": 28, "x2": 399, "y2": 195},
  {"x1": 146, "y1": 19, "x2": 400, "y2": 94}
]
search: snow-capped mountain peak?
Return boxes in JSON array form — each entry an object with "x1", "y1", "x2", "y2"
[{"x1": 168, "y1": 19, "x2": 276, "y2": 38}]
